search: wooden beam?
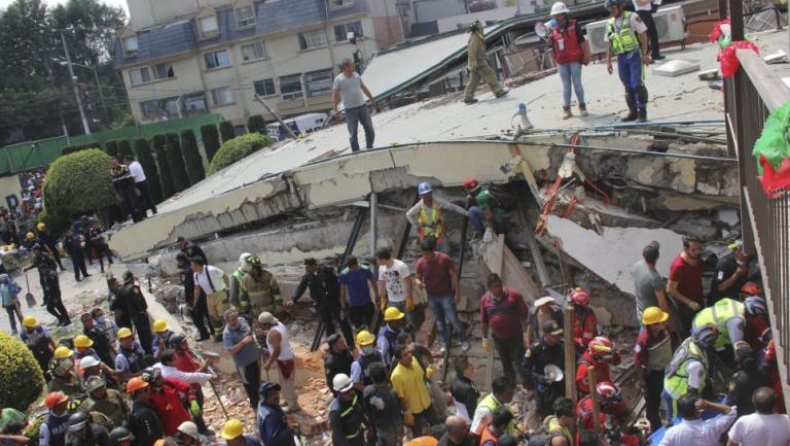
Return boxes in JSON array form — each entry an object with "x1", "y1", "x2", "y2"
[{"x1": 564, "y1": 305, "x2": 577, "y2": 405}]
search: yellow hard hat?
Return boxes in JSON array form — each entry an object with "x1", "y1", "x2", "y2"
[
  {"x1": 37, "y1": 223, "x2": 46, "y2": 231},
  {"x1": 356, "y1": 330, "x2": 375, "y2": 346},
  {"x1": 642, "y1": 307, "x2": 669, "y2": 326},
  {"x1": 23, "y1": 315, "x2": 38, "y2": 328},
  {"x1": 220, "y1": 419, "x2": 244, "y2": 440},
  {"x1": 54, "y1": 346, "x2": 73, "y2": 359},
  {"x1": 25, "y1": 232, "x2": 35, "y2": 240},
  {"x1": 152, "y1": 320, "x2": 169, "y2": 333},
  {"x1": 117, "y1": 327, "x2": 133, "y2": 339},
  {"x1": 74, "y1": 335, "x2": 93, "y2": 348},
  {"x1": 384, "y1": 307, "x2": 405, "y2": 321}
]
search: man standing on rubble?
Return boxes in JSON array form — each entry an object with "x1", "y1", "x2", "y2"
[
  {"x1": 176, "y1": 253, "x2": 210, "y2": 342},
  {"x1": 391, "y1": 344, "x2": 440, "y2": 437},
  {"x1": 258, "y1": 312, "x2": 301, "y2": 413},
  {"x1": 325, "y1": 334, "x2": 354, "y2": 394},
  {"x1": 406, "y1": 183, "x2": 468, "y2": 253},
  {"x1": 463, "y1": 20, "x2": 508, "y2": 104},
  {"x1": 332, "y1": 59, "x2": 378, "y2": 153},
  {"x1": 339, "y1": 256, "x2": 378, "y2": 330},
  {"x1": 667, "y1": 236, "x2": 705, "y2": 333},
  {"x1": 480, "y1": 273, "x2": 529, "y2": 385},
  {"x1": 192, "y1": 257, "x2": 231, "y2": 342},
  {"x1": 376, "y1": 248, "x2": 415, "y2": 332},
  {"x1": 239, "y1": 255, "x2": 283, "y2": 320},
  {"x1": 257, "y1": 382, "x2": 296, "y2": 446},
  {"x1": 111, "y1": 272, "x2": 153, "y2": 355},
  {"x1": 223, "y1": 309, "x2": 261, "y2": 409}
]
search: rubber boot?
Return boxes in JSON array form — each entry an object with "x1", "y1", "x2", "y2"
[
  {"x1": 637, "y1": 108, "x2": 648, "y2": 122},
  {"x1": 622, "y1": 93, "x2": 638, "y2": 122},
  {"x1": 636, "y1": 86, "x2": 649, "y2": 122}
]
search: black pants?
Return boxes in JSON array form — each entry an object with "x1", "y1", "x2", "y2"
[
  {"x1": 95, "y1": 242, "x2": 114, "y2": 272},
  {"x1": 47, "y1": 245, "x2": 65, "y2": 271},
  {"x1": 136, "y1": 181, "x2": 157, "y2": 215},
  {"x1": 32, "y1": 350, "x2": 53, "y2": 382},
  {"x1": 536, "y1": 383, "x2": 565, "y2": 419},
  {"x1": 132, "y1": 315, "x2": 153, "y2": 355},
  {"x1": 643, "y1": 368, "x2": 664, "y2": 431},
  {"x1": 83, "y1": 240, "x2": 93, "y2": 265},
  {"x1": 412, "y1": 404, "x2": 440, "y2": 437},
  {"x1": 46, "y1": 295, "x2": 69, "y2": 323},
  {"x1": 4, "y1": 305, "x2": 20, "y2": 332},
  {"x1": 637, "y1": 10, "x2": 662, "y2": 58},
  {"x1": 348, "y1": 302, "x2": 375, "y2": 330},
  {"x1": 240, "y1": 360, "x2": 261, "y2": 409},
  {"x1": 71, "y1": 253, "x2": 89, "y2": 281},
  {"x1": 495, "y1": 335, "x2": 526, "y2": 386},
  {"x1": 321, "y1": 305, "x2": 355, "y2": 349},
  {"x1": 677, "y1": 304, "x2": 698, "y2": 335},
  {"x1": 190, "y1": 294, "x2": 212, "y2": 339}
]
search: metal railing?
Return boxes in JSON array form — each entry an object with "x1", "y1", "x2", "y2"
[{"x1": 726, "y1": 47, "x2": 790, "y2": 408}]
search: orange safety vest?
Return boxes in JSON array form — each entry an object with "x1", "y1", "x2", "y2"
[
  {"x1": 480, "y1": 427, "x2": 499, "y2": 446},
  {"x1": 417, "y1": 204, "x2": 444, "y2": 243}
]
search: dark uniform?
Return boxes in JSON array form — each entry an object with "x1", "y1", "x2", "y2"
[
  {"x1": 38, "y1": 229, "x2": 65, "y2": 271},
  {"x1": 88, "y1": 225, "x2": 114, "y2": 273},
  {"x1": 181, "y1": 242, "x2": 207, "y2": 265},
  {"x1": 127, "y1": 401, "x2": 163, "y2": 446},
  {"x1": 110, "y1": 281, "x2": 153, "y2": 355},
  {"x1": 25, "y1": 250, "x2": 58, "y2": 301},
  {"x1": 329, "y1": 394, "x2": 368, "y2": 446},
  {"x1": 63, "y1": 233, "x2": 89, "y2": 281},
  {"x1": 65, "y1": 424, "x2": 111, "y2": 446},
  {"x1": 180, "y1": 262, "x2": 210, "y2": 341},
  {"x1": 523, "y1": 338, "x2": 566, "y2": 419},
  {"x1": 709, "y1": 251, "x2": 749, "y2": 305},
  {"x1": 291, "y1": 264, "x2": 354, "y2": 347},
  {"x1": 42, "y1": 268, "x2": 70, "y2": 325},
  {"x1": 111, "y1": 164, "x2": 145, "y2": 223},
  {"x1": 78, "y1": 389, "x2": 130, "y2": 430},
  {"x1": 325, "y1": 348, "x2": 355, "y2": 394},
  {"x1": 21, "y1": 325, "x2": 54, "y2": 381},
  {"x1": 726, "y1": 345, "x2": 766, "y2": 416},
  {"x1": 83, "y1": 326, "x2": 114, "y2": 368}
]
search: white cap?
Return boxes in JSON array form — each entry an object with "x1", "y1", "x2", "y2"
[
  {"x1": 177, "y1": 421, "x2": 199, "y2": 439},
  {"x1": 550, "y1": 1, "x2": 570, "y2": 16},
  {"x1": 79, "y1": 356, "x2": 100, "y2": 369}
]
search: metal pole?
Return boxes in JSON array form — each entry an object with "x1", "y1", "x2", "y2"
[
  {"x1": 369, "y1": 192, "x2": 378, "y2": 258},
  {"x1": 91, "y1": 65, "x2": 108, "y2": 127},
  {"x1": 254, "y1": 94, "x2": 298, "y2": 139},
  {"x1": 61, "y1": 32, "x2": 91, "y2": 135}
]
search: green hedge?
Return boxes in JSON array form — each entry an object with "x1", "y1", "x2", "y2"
[
  {"x1": 134, "y1": 138, "x2": 163, "y2": 204},
  {"x1": 247, "y1": 115, "x2": 266, "y2": 134},
  {"x1": 104, "y1": 140, "x2": 119, "y2": 158},
  {"x1": 61, "y1": 144, "x2": 95, "y2": 155},
  {"x1": 41, "y1": 149, "x2": 116, "y2": 218},
  {"x1": 152, "y1": 134, "x2": 175, "y2": 199},
  {"x1": 180, "y1": 129, "x2": 205, "y2": 185},
  {"x1": 200, "y1": 124, "x2": 221, "y2": 164},
  {"x1": 166, "y1": 133, "x2": 189, "y2": 192},
  {"x1": 209, "y1": 133, "x2": 274, "y2": 174},
  {"x1": 0, "y1": 330, "x2": 45, "y2": 411},
  {"x1": 219, "y1": 121, "x2": 236, "y2": 143}
]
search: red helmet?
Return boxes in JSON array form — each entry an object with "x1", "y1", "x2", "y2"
[
  {"x1": 570, "y1": 288, "x2": 590, "y2": 306},
  {"x1": 588, "y1": 336, "x2": 613, "y2": 357},
  {"x1": 462, "y1": 177, "x2": 480, "y2": 192},
  {"x1": 741, "y1": 282, "x2": 762, "y2": 296},
  {"x1": 595, "y1": 382, "x2": 622, "y2": 405},
  {"x1": 45, "y1": 391, "x2": 69, "y2": 409}
]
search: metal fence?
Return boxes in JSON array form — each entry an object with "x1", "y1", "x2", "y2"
[{"x1": 726, "y1": 48, "x2": 790, "y2": 408}]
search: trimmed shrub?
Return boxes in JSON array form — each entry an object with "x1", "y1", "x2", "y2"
[
  {"x1": 36, "y1": 208, "x2": 71, "y2": 236},
  {"x1": 209, "y1": 133, "x2": 274, "y2": 174},
  {"x1": 0, "y1": 323, "x2": 47, "y2": 410},
  {"x1": 152, "y1": 134, "x2": 175, "y2": 199},
  {"x1": 42, "y1": 149, "x2": 116, "y2": 217},
  {"x1": 133, "y1": 138, "x2": 163, "y2": 204},
  {"x1": 117, "y1": 139, "x2": 133, "y2": 160},
  {"x1": 180, "y1": 130, "x2": 205, "y2": 185},
  {"x1": 61, "y1": 144, "x2": 94, "y2": 155},
  {"x1": 219, "y1": 120, "x2": 236, "y2": 143},
  {"x1": 165, "y1": 133, "x2": 189, "y2": 192},
  {"x1": 247, "y1": 115, "x2": 266, "y2": 134},
  {"x1": 200, "y1": 124, "x2": 221, "y2": 164},
  {"x1": 104, "y1": 140, "x2": 119, "y2": 158}
]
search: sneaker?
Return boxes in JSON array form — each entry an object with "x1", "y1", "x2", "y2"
[
  {"x1": 461, "y1": 341, "x2": 470, "y2": 352},
  {"x1": 562, "y1": 108, "x2": 572, "y2": 120},
  {"x1": 463, "y1": 99, "x2": 478, "y2": 104}
]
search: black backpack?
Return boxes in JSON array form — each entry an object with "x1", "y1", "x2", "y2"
[{"x1": 486, "y1": 184, "x2": 516, "y2": 211}]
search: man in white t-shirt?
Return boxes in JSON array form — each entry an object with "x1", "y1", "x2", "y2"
[
  {"x1": 727, "y1": 387, "x2": 790, "y2": 446},
  {"x1": 191, "y1": 257, "x2": 230, "y2": 341},
  {"x1": 332, "y1": 59, "x2": 378, "y2": 153},
  {"x1": 375, "y1": 247, "x2": 414, "y2": 331},
  {"x1": 123, "y1": 154, "x2": 157, "y2": 216}
]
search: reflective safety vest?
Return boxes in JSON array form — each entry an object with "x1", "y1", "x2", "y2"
[
  {"x1": 478, "y1": 394, "x2": 518, "y2": 435},
  {"x1": 417, "y1": 205, "x2": 444, "y2": 243},
  {"x1": 552, "y1": 19, "x2": 585, "y2": 65},
  {"x1": 546, "y1": 416, "x2": 574, "y2": 446},
  {"x1": 480, "y1": 427, "x2": 499, "y2": 446},
  {"x1": 664, "y1": 337, "x2": 708, "y2": 399},
  {"x1": 692, "y1": 298, "x2": 745, "y2": 348},
  {"x1": 606, "y1": 11, "x2": 639, "y2": 55},
  {"x1": 241, "y1": 272, "x2": 281, "y2": 315},
  {"x1": 338, "y1": 395, "x2": 364, "y2": 439}
]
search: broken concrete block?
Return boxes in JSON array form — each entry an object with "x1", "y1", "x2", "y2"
[
  {"x1": 698, "y1": 68, "x2": 719, "y2": 80},
  {"x1": 764, "y1": 49, "x2": 787, "y2": 64},
  {"x1": 653, "y1": 60, "x2": 701, "y2": 77},
  {"x1": 716, "y1": 208, "x2": 740, "y2": 227}
]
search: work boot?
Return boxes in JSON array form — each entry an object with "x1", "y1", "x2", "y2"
[
  {"x1": 579, "y1": 103, "x2": 588, "y2": 117},
  {"x1": 463, "y1": 98, "x2": 478, "y2": 104},
  {"x1": 562, "y1": 106, "x2": 572, "y2": 120},
  {"x1": 637, "y1": 108, "x2": 648, "y2": 123},
  {"x1": 495, "y1": 89, "x2": 509, "y2": 98},
  {"x1": 622, "y1": 93, "x2": 638, "y2": 122}
]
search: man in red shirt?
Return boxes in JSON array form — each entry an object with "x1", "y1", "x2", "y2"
[
  {"x1": 480, "y1": 273, "x2": 529, "y2": 386},
  {"x1": 667, "y1": 236, "x2": 704, "y2": 333},
  {"x1": 143, "y1": 367, "x2": 199, "y2": 436},
  {"x1": 415, "y1": 237, "x2": 469, "y2": 352}
]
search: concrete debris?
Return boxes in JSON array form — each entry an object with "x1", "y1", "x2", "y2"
[
  {"x1": 503, "y1": 67, "x2": 557, "y2": 88},
  {"x1": 652, "y1": 60, "x2": 701, "y2": 77}
]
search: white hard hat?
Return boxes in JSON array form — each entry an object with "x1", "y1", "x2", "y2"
[
  {"x1": 239, "y1": 253, "x2": 253, "y2": 273},
  {"x1": 332, "y1": 373, "x2": 354, "y2": 393},
  {"x1": 79, "y1": 356, "x2": 100, "y2": 369},
  {"x1": 177, "y1": 421, "x2": 199, "y2": 440},
  {"x1": 550, "y1": 2, "x2": 570, "y2": 15}
]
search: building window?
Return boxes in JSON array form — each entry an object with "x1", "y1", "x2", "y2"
[
  {"x1": 211, "y1": 87, "x2": 234, "y2": 105},
  {"x1": 181, "y1": 92, "x2": 208, "y2": 117},
  {"x1": 329, "y1": 0, "x2": 354, "y2": 8},
  {"x1": 199, "y1": 15, "x2": 219, "y2": 38},
  {"x1": 141, "y1": 96, "x2": 180, "y2": 121},
  {"x1": 235, "y1": 5, "x2": 256, "y2": 28},
  {"x1": 152, "y1": 63, "x2": 175, "y2": 80},
  {"x1": 204, "y1": 49, "x2": 231, "y2": 69},
  {"x1": 298, "y1": 30, "x2": 327, "y2": 50},
  {"x1": 254, "y1": 78, "x2": 276, "y2": 96},
  {"x1": 280, "y1": 74, "x2": 303, "y2": 100},
  {"x1": 129, "y1": 67, "x2": 151, "y2": 85},
  {"x1": 241, "y1": 41, "x2": 267, "y2": 62},
  {"x1": 123, "y1": 36, "x2": 138, "y2": 55},
  {"x1": 334, "y1": 21, "x2": 363, "y2": 41},
  {"x1": 305, "y1": 69, "x2": 333, "y2": 97}
]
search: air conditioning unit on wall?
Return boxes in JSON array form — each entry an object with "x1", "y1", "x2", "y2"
[{"x1": 585, "y1": 5, "x2": 686, "y2": 56}]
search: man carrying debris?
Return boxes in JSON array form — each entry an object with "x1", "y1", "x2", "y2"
[
  {"x1": 575, "y1": 335, "x2": 620, "y2": 398},
  {"x1": 363, "y1": 362, "x2": 403, "y2": 446},
  {"x1": 325, "y1": 334, "x2": 355, "y2": 394},
  {"x1": 191, "y1": 257, "x2": 231, "y2": 342},
  {"x1": 352, "y1": 330, "x2": 385, "y2": 391},
  {"x1": 480, "y1": 273, "x2": 529, "y2": 385},
  {"x1": 463, "y1": 20, "x2": 508, "y2": 104},
  {"x1": 406, "y1": 183, "x2": 468, "y2": 253},
  {"x1": 391, "y1": 344, "x2": 440, "y2": 437},
  {"x1": 376, "y1": 248, "x2": 415, "y2": 334},
  {"x1": 377, "y1": 307, "x2": 406, "y2": 367},
  {"x1": 470, "y1": 377, "x2": 518, "y2": 440},
  {"x1": 330, "y1": 373, "x2": 370, "y2": 446},
  {"x1": 332, "y1": 58, "x2": 378, "y2": 153},
  {"x1": 667, "y1": 236, "x2": 705, "y2": 334},
  {"x1": 339, "y1": 256, "x2": 378, "y2": 330},
  {"x1": 523, "y1": 320, "x2": 566, "y2": 419},
  {"x1": 257, "y1": 382, "x2": 296, "y2": 446},
  {"x1": 239, "y1": 255, "x2": 283, "y2": 320},
  {"x1": 110, "y1": 272, "x2": 153, "y2": 355},
  {"x1": 258, "y1": 311, "x2": 301, "y2": 413},
  {"x1": 634, "y1": 307, "x2": 673, "y2": 432},
  {"x1": 604, "y1": 0, "x2": 651, "y2": 122},
  {"x1": 223, "y1": 309, "x2": 261, "y2": 409}
]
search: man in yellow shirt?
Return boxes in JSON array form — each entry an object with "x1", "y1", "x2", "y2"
[{"x1": 391, "y1": 344, "x2": 440, "y2": 437}]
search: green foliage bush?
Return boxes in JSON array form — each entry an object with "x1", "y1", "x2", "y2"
[
  {"x1": 60, "y1": 143, "x2": 94, "y2": 155},
  {"x1": 104, "y1": 140, "x2": 119, "y2": 158},
  {"x1": 200, "y1": 124, "x2": 221, "y2": 164},
  {"x1": 247, "y1": 115, "x2": 266, "y2": 134},
  {"x1": 180, "y1": 130, "x2": 205, "y2": 185},
  {"x1": 219, "y1": 121, "x2": 236, "y2": 143},
  {"x1": 0, "y1": 330, "x2": 46, "y2": 410},
  {"x1": 36, "y1": 208, "x2": 70, "y2": 236},
  {"x1": 208, "y1": 133, "x2": 273, "y2": 174},
  {"x1": 133, "y1": 138, "x2": 163, "y2": 204},
  {"x1": 152, "y1": 134, "x2": 175, "y2": 199},
  {"x1": 42, "y1": 149, "x2": 116, "y2": 217},
  {"x1": 117, "y1": 139, "x2": 133, "y2": 159},
  {"x1": 166, "y1": 133, "x2": 189, "y2": 192}
]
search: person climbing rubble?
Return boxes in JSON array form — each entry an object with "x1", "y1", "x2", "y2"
[
  {"x1": 405, "y1": 183, "x2": 468, "y2": 253},
  {"x1": 376, "y1": 248, "x2": 415, "y2": 336},
  {"x1": 257, "y1": 311, "x2": 300, "y2": 413},
  {"x1": 575, "y1": 335, "x2": 620, "y2": 398},
  {"x1": 481, "y1": 273, "x2": 530, "y2": 386}
]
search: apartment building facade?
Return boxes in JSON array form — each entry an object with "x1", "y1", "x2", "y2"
[{"x1": 116, "y1": 0, "x2": 404, "y2": 126}]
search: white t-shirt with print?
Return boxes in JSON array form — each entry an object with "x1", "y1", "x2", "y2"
[{"x1": 378, "y1": 259, "x2": 410, "y2": 303}]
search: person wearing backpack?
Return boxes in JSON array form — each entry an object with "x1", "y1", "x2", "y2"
[{"x1": 462, "y1": 178, "x2": 511, "y2": 242}]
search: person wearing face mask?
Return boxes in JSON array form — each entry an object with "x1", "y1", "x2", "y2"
[
  {"x1": 709, "y1": 240, "x2": 751, "y2": 306},
  {"x1": 91, "y1": 309, "x2": 118, "y2": 351},
  {"x1": 351, "y1": 330, "x2": 385, "y2": 392}
]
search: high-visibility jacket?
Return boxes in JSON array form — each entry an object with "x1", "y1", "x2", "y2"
[
  {"x1": 546, "y1": 416, "x2": 574, "y2": 446},
  {"x1": 552, "y1": 19, "x2": 585, "y2": 65},
  {"x1": 692, "y1": 298, "x2": 744, "y2": 348},
  {"x1": 417, "y1": 205, "x2": 444, "y2": 243},
  {"x1": 606, "y1": 11, "x2": 639, "y2": 55},
  {"x1": 664, "y1": 337, "x2": 708, "y2": 399},
  {"x1": 477, "y1": 393, "x2": 518, "y2": 435}
]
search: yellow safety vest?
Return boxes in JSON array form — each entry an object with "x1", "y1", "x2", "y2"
[
  {"x1": 692, "y1": 298, "x2": 744, "y2": 348},
  {"x1": 478, "y1": 393, "x2": 517, "y2": 435},
  {"x1": 417, "y1": 205, "x2": 444, "y2": 243},
  {"x1": 606, "y1": 11, "x2": 639, "y2": 55},
  {"x1": 664, "y1": 338, "x2": 708, "y2": 399},
  {"x1": 546, "y1": 417, "x2": 574, "y2": 446}
]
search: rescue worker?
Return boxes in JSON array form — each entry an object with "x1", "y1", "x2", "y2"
[
  {"x1": 40, "y1": 392, "x2": 71, "y2": 446},
  {"x1": 108, "y1": 427, "x2": 134, "y2": 446},
  {"x1": 78, "y1": 355, "x2": 117, "y2": 390},
  {"x1": 21, "y1": 315, "x2": 57, "y2": 381},
  {"x1": 547, "y1": 2, "x2": 591, "y2": 119},
  {"x1": 62, "y1": 228, "x2": 89, "y2": 282},
  {"x1": 634, "y1": 306, "x2": 673, "y2": 432},
  {"x1": 143, "y1": 367, "x2": 200, "y2": 436},
  {"x1": 49, "y1": 347, "x2": 82, "y2": 396},
  {"x1": 78, "y1": 376, "x2": 130, "y2": 429},
  {"x1": 156, "y1": 350, "x2": 212, "y2": 435},
  {"x1": 691, "y1": 296, "x2": 767, "y2": 367},
  {"x1": 256, "y1": 382, "x2": 296, "y2": 446},
  {"x1": 151, "y1": 320, "x2": 175, "y2": 360},
  {"x1": 40, "y1": 262, "x2": 70, "y2": 326},
  {"x1": 576, "y1": 382, "x2": 627, "y2": 446},
  {"x1": 81, "y1": 313, "x2": 115, "y2": 367},
  {"x1": 709, "y1": 240, "x2": 751, "y2": 305},
  {"x1": 110, "y1": 272, "x2": 153, "y2": 355},
  {"x1": 662, "y1": 324, "x2": 718, "y2": 421},
  {"x1": 168, "y1": 335, "x2": 213, "y2": 435},
  {"x1": 110, "y1": 157, "x2": 144, "y2": 223},
  {"x1": 177, "y1": 237, "x2": 207, "y2": 265},
  {"x1": 173, "y1": 422, "x2": 200, "y2": 446},
  {"x1": 115, "y1": 328, "x2": 146, "y2": 383},
  {"x1": 523, "y1": 320, "x2": 566, "y2": 419},
  {"x1": 470, "y1": 377, "x2": 517, "y2": 440},
  {"x1": 224, "y1": 309, "x2": 261, "y2": 409},
  {"x1": 463, "y1": 19, "x2": 508, "y2": 104},
  {"x1": 220, "y1": 419, "x2": 260, "y2": 446},
  {"x1": 575, "y1": 335, "x2": 621, "y2": 397},
  {"x1": 570, "y1": 288, "x2": 598, "y2": 351},
  {"x1": 377, "y1": 307, "x2": 405, "y2": 367},
  {"x1": 125, "y1": 377, "x2": 163, "y2": 446},
  {"x1": 405, "y1": 183, "x2": 468, "y2": 253},
  {"x1": 479, "y1": 408, "x2": 513, "y2": 446},
  {"x1": 329, "y1": 374, "x2": 368, "y2": 446},
  {"x1": 228, "y1": 252, "x2": 253, "y2": 316},
  {"x1": 351, "y1": 330, "x2": 385, "y2": 391},
  {"x1": 239, "y1": 256, "x2": 283, "y2": 319},
  {"x1": 36, "y1": 223, "x2": 65, "y2": 271},
  {"x1": 176, "y1": 253, "x2": 210, "y2": 342},
  {"x1": 324, "y1": 334, "x2": 354, "y2": 394},
  {"x1": 604, "y1": 0, "x2": 651, "y2": 122},
  {"x1": 544, "y1": 398, "x2": 575, "y2": 446},
  {"x1": 462, "y1": 177, "x2": 510, "y2": 242},
  {"x1": 757, "y1": 328, "x2": 786, "y2": 413},
  {"x1": 726, "y1": 341, "x2": 765, "y2": 415},
  {"x1": 363, "y1": 362, "x2": 403, "y2": 446}
]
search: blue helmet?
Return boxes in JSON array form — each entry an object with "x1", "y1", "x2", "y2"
[
  {"x1": 691, "y1": 324, "x2": 718, "y2": 347},
  {"x1": 604, "y1": 0, "x2": 626, "y2": 10},
  {"x1": 417, "y1": 182, "x2": 433, "y2": 195},
  {"x1": 744, "y1": 296, "x2": 767, "y2": 316}
]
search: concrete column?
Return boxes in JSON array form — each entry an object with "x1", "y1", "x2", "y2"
[{"x1": 370, "y1": 192, "x2": 378, "y2": 257}]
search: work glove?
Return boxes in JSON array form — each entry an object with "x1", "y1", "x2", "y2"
[
  {"x1": 483, "y1": 228, "x2": 494, "y2": 243},
  {"x1": 426, "y1": 366, "x2": 435, "y2": 379},
  {"x1": 403, "y1": 413, "x2": 415, "y2": 427},
  {"x1": 405, "y1": 295, "x2": 415, "y2": 312},
  {"x1": 380, "y1": 296, "x2": 388, "y2": 311},
  {"x1": 482, "y1": 338, "x2": 492, "y2": 351},
  {"x1": 190, "y1": 400, "x2": 202, "y2": 417}
]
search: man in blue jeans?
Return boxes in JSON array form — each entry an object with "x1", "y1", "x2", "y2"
[
  {"x1": 415, "y1": 237, "x2": 469, "y2": 352},
  {"x1": 604, "y1": 0, "x2": 651, "y2": 122},
  {"x1": 332, "y1": 59, "x2": 378, "y2": 152}
]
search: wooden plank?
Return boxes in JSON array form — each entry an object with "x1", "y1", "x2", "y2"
[
  {"x1": 563, "y1": 306, "x2": 577, "y2": 405},
  {"x1": 509, "y1": 144, "x2": 543, "y2": 205},
  {"x1": 588, "y1": 367, "x2": 601, "y2": 434}
]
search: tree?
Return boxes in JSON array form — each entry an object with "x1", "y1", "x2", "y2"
[
  {"x1": 0, "y1": 330, "x2": 45, "y2": 411},
  {"x1": 42, "y1": 148, "x2": 116, "y2": 216},
  {"x1": 166, "y1": 133, "x2": 189, "y2": 192},
  {"x1": 209, "y1": 133, "x2": 274, "y2": 174},
  {"x1": 104, "y1": 139, "x2": 118, "y2": 158},
  {"x1": 180, "y1": 130, "x2": 205, "y2": 185},
  {"x1": 152, "y1": 134, "x2": 175, "y2": 199},
  {"x1": 200, "y1": 124, "x2": 221, "y2": 164},
  {"x1": 117, "y1": 139, "x2": 133, "y2": 159},
  {"x1": 133, "y1": 138, "x2": 163, "y2": 205},
  {"x1": 247, "y1": 115, "x2": 266, "y2": 134},
  {"x1": 219, "y1": 120, "x2": 236, "y2": 143}
]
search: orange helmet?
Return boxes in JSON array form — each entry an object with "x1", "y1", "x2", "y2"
[
  {"x1": 588, "y1": 336, "x2": 613, "y2": 357},
  {"x1": 45, "y1": 391, "x2": 69, "y2": 409},
  {"x1": 126, "y1": 377, "x2": 149, "y2": 393},
  {"x1": 570, "y1": 288, "x2": 590, "y2": 306},
  {"x1": 741, "y1": 282, "x2": 762, "y2": 296}
]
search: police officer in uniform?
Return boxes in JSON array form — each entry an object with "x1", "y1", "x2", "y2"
[
  {"x1": 110, "y1": 158, "x2": 144, "y2": 223},
  {"x1": 177, "y1": 237, "x2": 207, "y2": 265},
  {"x1": 25, "y1": 244, "x2": 58, "y2": 304},
  {"x1": 523, "y1": 320, "x2": 566, "y2": 419},
  {"x1": 36, "y1": 223, "x2": 66, "y2": 271},
  {"x1": 325, "y1": 334, "x2": 354, "y2": 395},
  {"x1": 604, "y1": 0, "x2": 651, "y2": 122},
  {"x1": 109, "y1": 272, "x2": 153, "y2": 355}
]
